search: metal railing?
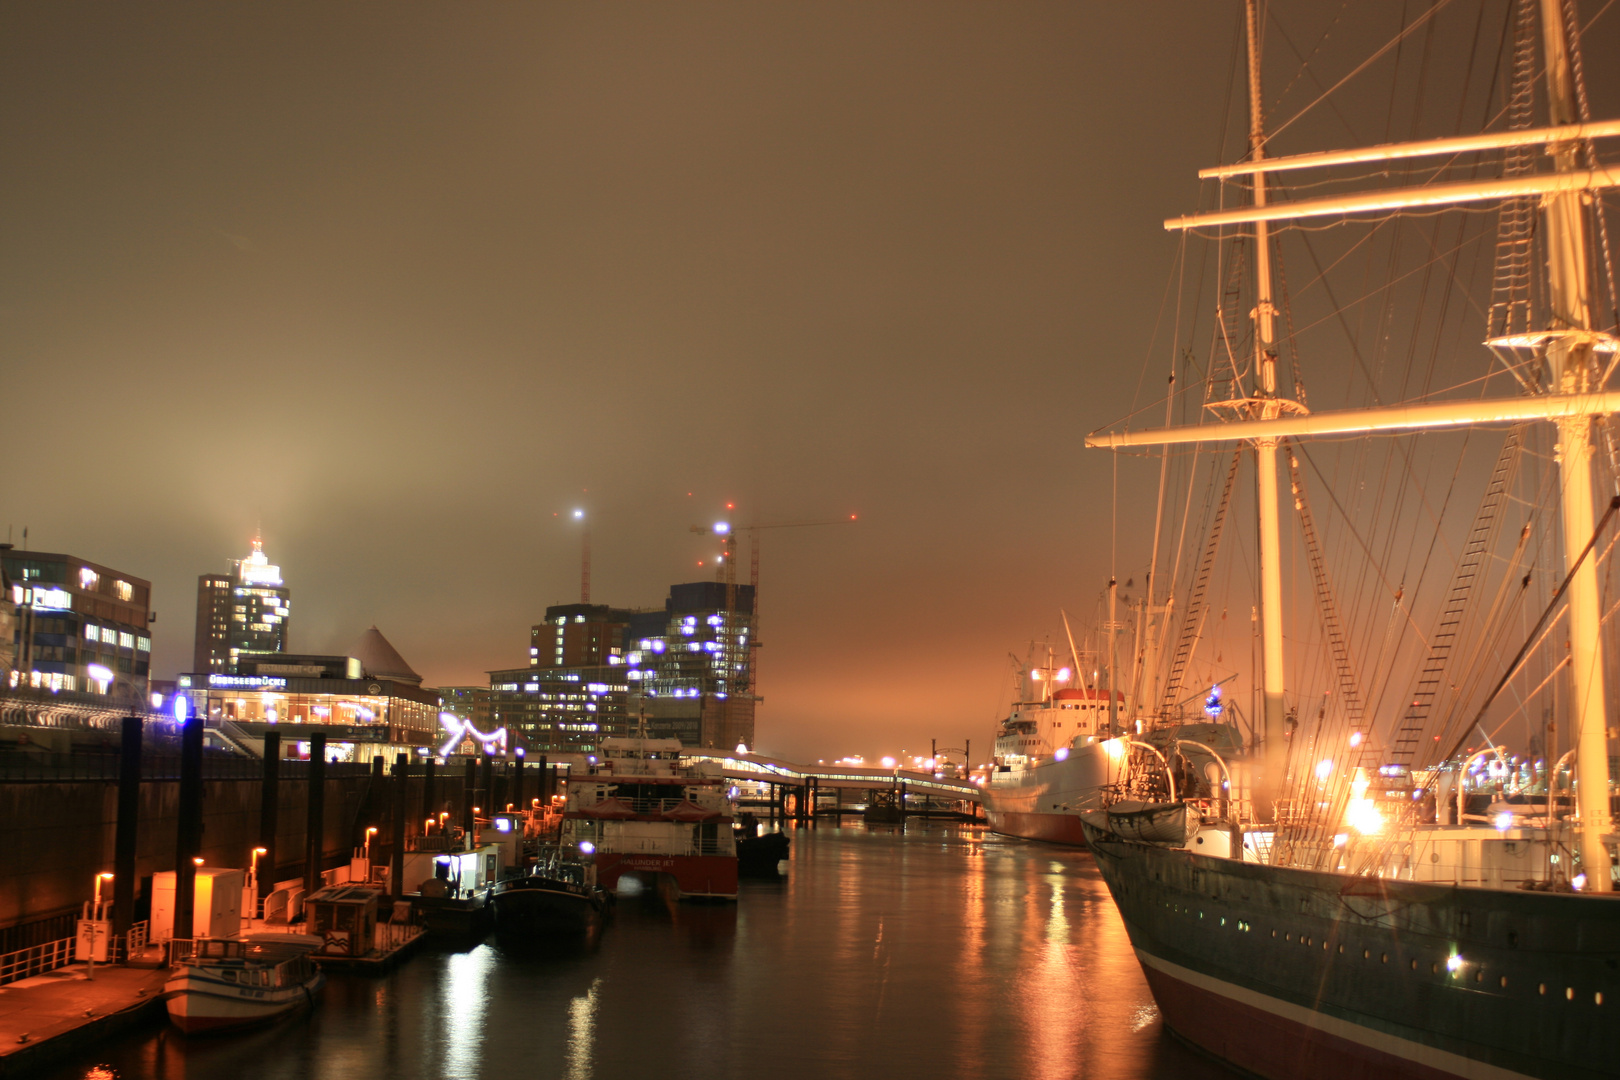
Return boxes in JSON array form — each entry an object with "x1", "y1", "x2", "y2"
[{"x1": 0, "y1": 937, "x2": 76, "y2": 986}]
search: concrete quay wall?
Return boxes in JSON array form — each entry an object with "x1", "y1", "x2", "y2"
[{"x1": 0, "y1": 771, "x2": 466, "y2": 939}]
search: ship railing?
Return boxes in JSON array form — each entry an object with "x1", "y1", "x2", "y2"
[
  {"x1": 619, "y1": 796, "x2": 725, "y2": 816},
  {"x1": 376, "y1": 921, "x2": 422, "y2": 952}
]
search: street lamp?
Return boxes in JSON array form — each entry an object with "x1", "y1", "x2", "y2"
[
  {"x1": 364, "y1": 826, "x2": 378, "y2": 862},
  {"x1": 87, "y1": 872, "x2": 114, "y2": 978}
]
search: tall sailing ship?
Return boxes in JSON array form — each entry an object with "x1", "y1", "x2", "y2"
[{"x1": 1082, "y1": 2, "x2": 1620, "y2": 1078}]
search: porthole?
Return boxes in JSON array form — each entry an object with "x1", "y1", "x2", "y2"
[
  {"x1": 1411, "y1": 959, "x2": 1418, "y2": 971},
  {"x1": 1323, "y1": 941, "x2": 1330, "y2": 951},
  {"x1": 1500, "y1": 976, "x2": 1508, "y2": 989},
  {"x1": 1285, "y1": 933, "x2": 1292, "y2": 942},
  {"x1": 1597, "y1": 992, "x2": 1604, "y2": 1005},
  {"x1": 1381, "y1": 953, "x2": 1388, "y2": 964},
  {"x1": 1566, "y1": 987, "x2": 1575, "y2": 1001},
  {"x1": 1363, "y1": 949, "x2": 1370, "y2": 959},
  {"x1": 1337, "y1": 944, "x2": 1344, "y2": 954},
  {"x1": 1474, "y1": 971, "x2": 1484, "y2": 983},
  {"x1": 1272, "y1": 930, "x2": 1277, "y2": 939},
  {"x1": 1431, "y1": 963, "x2": 1440, "y2": 975},
  {"x1": 1539, "y1": 983, "x2": 1547, "y2": 996}
]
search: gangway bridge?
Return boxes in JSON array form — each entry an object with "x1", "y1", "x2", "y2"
[{"x1": 685, "y1": 750, "x2": 984, "y2": 824}]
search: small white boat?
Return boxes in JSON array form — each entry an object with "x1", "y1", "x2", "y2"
[{"x1": 164, "y1": 934, "x2": 324, "y2": 1035}]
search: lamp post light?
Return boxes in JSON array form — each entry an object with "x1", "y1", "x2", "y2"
[{"x1": 87, "y1": 872, "x2": 113, "y2": 978}]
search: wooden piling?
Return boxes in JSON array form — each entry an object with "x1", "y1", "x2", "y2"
[{"x1": 112, "y1": 716, "x2": 142, "y2": 936}]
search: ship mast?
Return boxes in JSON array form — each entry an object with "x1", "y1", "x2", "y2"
[
  {"x1": 1092, "y1": 0, "x2": 1617, "y2": 888},
  {"x1": 1538, "y1": 0, "x2": 1611, "y2": 892},
  {"x1": 1243, "y1": 0, "x2": 1291, "y2": 822}
]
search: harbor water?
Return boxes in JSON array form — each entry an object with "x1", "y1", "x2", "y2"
[{"x1": 49, "y1": 824, "x2": 1235, "y2": 1080}]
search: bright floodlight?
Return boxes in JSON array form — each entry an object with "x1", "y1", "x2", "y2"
[
  {"x1": 573, "y1": 509, "x2": 584, "y2": 519},
  {"x1": 579, "y1": 841, "x2": 596, "y2": 854},
  {"x1": 1315, "y1": 758, "x2": 1334, "y2": 781},
  {"x1": 880, "y1": 756, "x2": 896, "y2": 769},
  {"x1": 714, "y1": 522, "x2": 730, "y2": 535}
]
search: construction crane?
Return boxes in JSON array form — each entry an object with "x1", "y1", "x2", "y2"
[{"x1": 688, "y1": 515, "x2": 858, "y2": 740}]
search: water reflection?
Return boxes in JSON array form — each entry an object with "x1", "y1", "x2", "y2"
[
  {"x1": 439, "y1": 947, "x2": 492, "y2": 1079},
  {"x1": 49, "y1": 824, "x2": 1234, "y2": 1080},
  {"x1": 564, "y1": 978, "x2": 600, "y2": 1080}
]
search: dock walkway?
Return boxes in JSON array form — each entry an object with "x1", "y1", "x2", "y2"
[{"x1": 0, "y1": 962, "x2": 169, "y2": 1077}]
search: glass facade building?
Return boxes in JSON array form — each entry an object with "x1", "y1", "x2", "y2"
[{"x1": 2, "y1": 549, "x2": 153, "y2": 702}]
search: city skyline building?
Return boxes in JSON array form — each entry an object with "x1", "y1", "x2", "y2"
[
  {"x1": 193, "y1": 537, "x2": 291, "y2": 676},
  {"x1": 2, "y1": 546, "x2": 154, "y2": 703},
  {"x1": 490, "y1": 581, "x2": 756, "y2": 754}
]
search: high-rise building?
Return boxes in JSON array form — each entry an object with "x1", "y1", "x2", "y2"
[
  {"x1": 2, "y1": 547, "x2": 153, "y2": 702},
  {"x1": 491, "y1": 602, "x2": 639, "y2": 755},
  {"x1": 627, "y1": 582, "x2": 755, "y2": 750},
  {"x1": 490, "y1": 582, "x2": 756, "y2": 755},
  {"x1": 194, "y1": 538, "x2": 291, "y2": 676}
]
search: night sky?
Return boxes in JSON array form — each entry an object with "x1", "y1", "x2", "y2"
[{"x1": 8, "y1": 4, "x2": 1615, "y2": 762}]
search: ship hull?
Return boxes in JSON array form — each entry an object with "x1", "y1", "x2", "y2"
[
  {"x1": 492, "y1": 877, "x2": 608, "y2": 935},
  {"x1": 982, "y1": 742, "x2": 1118, "y2": 846},
  {"x1": 982, "y1": 808, "x2": 1090, "y2": 846},
  {"x1": 164, "y1": 969, "x2": 323, "y2": 1035},
  {"x1": 1082, "y1": 820, "x2": 1620, "y2": 1080},
  {"x1": 595, "y1": 852, "x2": 739, "y2": 900}
]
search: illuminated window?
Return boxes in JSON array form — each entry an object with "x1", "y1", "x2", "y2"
[
  {"x1": 119, "y1": 632, "x2": 135, "y2": 649},
  {"x1": 137, "y1": 636, "x2": 151, "y2": 652},
  {"x1": 85, "y1": 624, "x2": 99, "y2": 641},
  {"x1": 101, "y1": 628, "x2": 118, "y2": 644}
]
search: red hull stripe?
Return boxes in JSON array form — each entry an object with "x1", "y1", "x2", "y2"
[
  {"x1": 985, "y1": 810, "x2": 1089, "y2": 847},
  {"x1": 595, "y1": 853, "x2": 739, "y2": 898},
  {"x1": 1136, "y1": 949, "x2": 1533, "y2": 1080}
]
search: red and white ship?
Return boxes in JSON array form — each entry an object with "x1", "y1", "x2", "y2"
[
  {"x1": 982, "y1": 675, "x2": 1129, "y2": 846},
  {"x1": 561, "y1": 736, "x2": 738, "y2": 900}
]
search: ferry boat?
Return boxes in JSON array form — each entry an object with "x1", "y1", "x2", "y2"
[
  {"x1": 163, "y1": 934, "x2": 323, "y2": 1034},
  {"x1": 1079, "y1": 2, "x2": 1620, "y2": 1076},
  {"x1": 491, "y1": 846, "x2": 611, "y2": 935},
  {"x1": 561, "y1": 736, "x2": 738, "y2": 900}
]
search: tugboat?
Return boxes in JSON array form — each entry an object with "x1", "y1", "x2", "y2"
[
  {"x1": 163, "y1": 934, "x2": 324, "y2": 1034},
  {"x1": 490, "y1": 844, "x2": 612, "y2": 936},
  {"x1": 562, "y1": 735, "x2": 739, "y2": 900},
  {"x1": 734, "y1": 812, "x2": 790, "y2": 873}
]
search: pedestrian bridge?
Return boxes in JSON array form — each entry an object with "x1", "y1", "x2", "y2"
[{"x1": 686, "y1": 750, "x2": 983, "y2": 803}]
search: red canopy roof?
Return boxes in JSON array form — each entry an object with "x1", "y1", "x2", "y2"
[
  {"x1": 661, "y1": 799, "x2": 722, "y2": 822},
  {"x1": 580, "y1": 797, "x2": 637, "y2": 819}
]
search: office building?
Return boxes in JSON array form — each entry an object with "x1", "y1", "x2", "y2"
[
  {"x1": 2, "y1": 548, "x2": 153, "y2": 703},
  {"x1": 491, "y1": 582, "x2": 756, "y2": 755},
  {"x1": 193, "y1": 537, "x2": 291, "y2": 677}
]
